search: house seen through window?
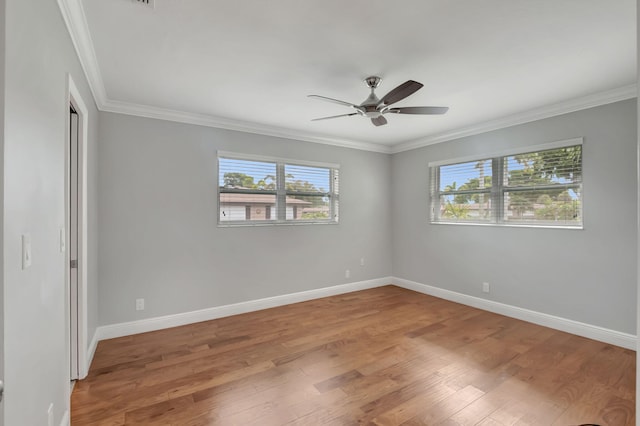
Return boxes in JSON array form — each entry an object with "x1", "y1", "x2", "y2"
[{"x1": 218, "y1": 154, "x2": 339, "y2": 225}]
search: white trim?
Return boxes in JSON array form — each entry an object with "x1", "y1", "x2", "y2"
[
  {"x1": 96, "y1": 278, "x2": 392, "y2": 340},
  {"x1": 427, "y1": 137, "x2": 583, "y2": 167},
  {"x1": 90, "y1": 86, "x2": 635, "y2": 156},
  {"x1": 217, "y1": 220, "x2": 340, "y2": 228},
  {"x1": 86, "y1": 330, "x2": 99, "y2": 373},
  {"x1": 94, "y1": 277, "x2": 635, "y2": 351},
  {"x1": 59, "y1": 410, "x2": 70, "y2": 426},
  {"x1": 430, "y1": 221, "x2": 583, "y2": 230},
  {"x1": 56, "y1": 1, "x2": 636, "y2": 155},
  {"x1": 393, "y1": 277, "x2": 636, "y2": 350},
  {"x1": 102, "y1": 99, "x2": 391, "y2": 153},
  {"x1": 56, "y1": 0, "x2": 106, "y2": 108},
  {"x1": 392, "y1": 85, "x2": 637, "y2": 154},
  {"x1": 55, "y1": 0, "x2": 390, "y2": 156},
  {"x1": 218, "y1": 150, "x2": 340, "y2": 170},
  {"x1": 66, "y1": 74, "x2": 90, "y2": 380},
  {"x1": 635, "y1": 4, "x2": 639, "y2": 416}
]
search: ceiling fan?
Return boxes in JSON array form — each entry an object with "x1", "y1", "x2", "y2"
[{"x1": 308, "y1": 76, "x2": 449, "y2": 127}]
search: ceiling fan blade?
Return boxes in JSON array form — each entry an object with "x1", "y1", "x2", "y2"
[
  {"x1": 371, "y1": 116, "x2": 388, "y2": 127},
  {"x1": 377, "y1": 80, "x2": 424, "y2": 108},
  {"x1": 311, "y1": 112, "x2": 359, "y2": 121},
  {"x1": 308, "y1": 95, "x2": 359, "y2": 109},
  {"x1": 386, "y1": 106, "x2": 449, "y2": 115}
]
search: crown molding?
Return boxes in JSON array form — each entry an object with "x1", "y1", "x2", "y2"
[
  {"x1": 57, "y1": 0, "x2": 108, "y2": 108},
  {"x1": 391, "y1": 84, "x2": 638, "y2": 154},
  {"x1": 101, "y1": 99, "x2": 392, "y2": 153},
  {"x1": 57, "y1": 0, "x2": 636, "y2": 155},
  {"x1": 56, "y1": 0, "x2": 391, "y2": 154}
]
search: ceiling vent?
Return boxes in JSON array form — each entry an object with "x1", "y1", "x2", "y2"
[{"x1": 133, "y1": 0, "x2": 155, "y2": 7}]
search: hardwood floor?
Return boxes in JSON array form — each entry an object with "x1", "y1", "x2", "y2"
[{"x1": 71, "y1": 286, "x2": 635, "y2": 425}]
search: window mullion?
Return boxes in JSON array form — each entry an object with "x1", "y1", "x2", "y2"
[
  {"x1": 494, "y1": 156, "x2": 503, "y2": 224},
  {"x1": 276, "y1": 162, "x2": 286, "y2": 221},
  {"x1": 431, "y1": 167, "x2": 440, "y2": 221},
  {"x1": 329, "y1": 168, "x2": 337, "y2": 220}
]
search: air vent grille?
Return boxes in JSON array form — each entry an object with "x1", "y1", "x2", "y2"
[{"x1": 134, "y1": 0, "x2": 155, "y2": 7}]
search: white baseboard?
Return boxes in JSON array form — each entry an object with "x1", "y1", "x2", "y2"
[
  {"x1": 94, "y1": 276, "x2": 635, "y2": 350},
  {"x1": 96, "y1": 277, "x2": 392, "y2": 341},
  {"x1": 393, "y1": 276, "x2": 636, "y2": 350},
  {"x1": 60, "y1": 410, "x2": 70, "y2": 426},
  {"x1": 84, "y1": 330, "x2": 99, "y2": 376}
]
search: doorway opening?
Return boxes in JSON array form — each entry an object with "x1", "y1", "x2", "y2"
[
  {"x1": 69, "y1": 104, "x2": 79, "y2": 380},
  {"x1": 67, "y1": 75, "x2": 89, "y2": 382}
]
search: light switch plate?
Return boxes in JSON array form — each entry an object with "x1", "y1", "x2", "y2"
[
  {"x1": 22, "y1": 234, "x2": 32, "y2": 269},
  {"x1": 59, "y1": 228, "x2": 66, "y2": 253},
  {"x1": 47, "y1": 403, "x2": 54, "y2": 426}
]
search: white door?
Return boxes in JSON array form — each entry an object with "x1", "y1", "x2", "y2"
[{"x1": 69, "y1": 106, "x2": 79, "y2": 380}]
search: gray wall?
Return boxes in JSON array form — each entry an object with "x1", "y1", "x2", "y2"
[
  {"x1": 392, "y1": 99, "x2": 638, "y2": 334},
  {"x1": 99, "y1": 101, "x2": 637, "y2": 336},
  {"x1": 97, "y1": 112, "x2": 392, "y2": 325},
  {"x1": 3, "y1": 1, "x2": 99, "y2": 425}
]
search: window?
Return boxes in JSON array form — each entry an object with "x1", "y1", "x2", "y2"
[
  {"x1": 218, "y1": 152, "x2": 339, "y2": 225},
  {"x1": 430, "y1": 140, "x2": 583, "y2": 228}
]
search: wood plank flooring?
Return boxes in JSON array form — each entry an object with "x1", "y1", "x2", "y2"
[{"x1": 71, "y1": 286, "x2": 635, "y2": 425}]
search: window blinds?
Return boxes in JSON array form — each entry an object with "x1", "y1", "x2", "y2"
[
  {"x1": 431, "y1": 144, "x2": 582, "y2": 227},
  {"x1": 218, "y1": 154, "x2": 339, "y2": 224},
  {"x1": 431, "y1": 158, "x2": 494, "y2": 223}
]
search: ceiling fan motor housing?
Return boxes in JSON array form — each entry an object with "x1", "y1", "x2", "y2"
[{"x1": 361, "y1": 76, "x2": 383, "y2": 116}]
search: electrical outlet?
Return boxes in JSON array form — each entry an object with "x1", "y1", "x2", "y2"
[
  {"x1": 136, "y1": 298, "x2": 145, "y2": 311},
  {"x1": 345, "y1": 269, "x2": 350, "y2": 279},
  {"x1": 360, "y1": 257, "x2": 365, "y2": 266},
  {"x1": 482, "y1": 282, "x2": 490, "y2": 293}
]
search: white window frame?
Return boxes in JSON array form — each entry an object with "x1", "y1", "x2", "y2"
[
  {"x1": 217, "y1": 151, "x2": 339, "y2": 226},
  {"x1": 429, "y1": 138, "x2": 584, "y2": 229}
]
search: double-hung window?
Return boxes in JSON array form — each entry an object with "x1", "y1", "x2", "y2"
[
  {"x1": 430, "y1": 139, "x2": 583, "y2": 228},
  {"x1": 218, "y1": 152, "x2": 339, "y2": 225}
]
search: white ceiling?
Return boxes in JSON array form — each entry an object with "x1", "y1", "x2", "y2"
[{"x1": 63, "y1": 0, "x2": 636, "y2": 153}]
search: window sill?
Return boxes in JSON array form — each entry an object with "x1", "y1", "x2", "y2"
[
  {"x1": 430, "y1": 221, "x2": 583, "y2": 230},
  {"x1": 218, "y1": 220, "x2": 339, "y2": 228}
]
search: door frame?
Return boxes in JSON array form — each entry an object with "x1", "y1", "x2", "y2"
[{"x1": 65, "y1": 74, "x2": 89, "y2": 380}]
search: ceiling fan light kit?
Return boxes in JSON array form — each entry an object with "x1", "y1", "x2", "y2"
[{"x1": 309, "y1": 76, "x2": 449, "y2": 127}]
